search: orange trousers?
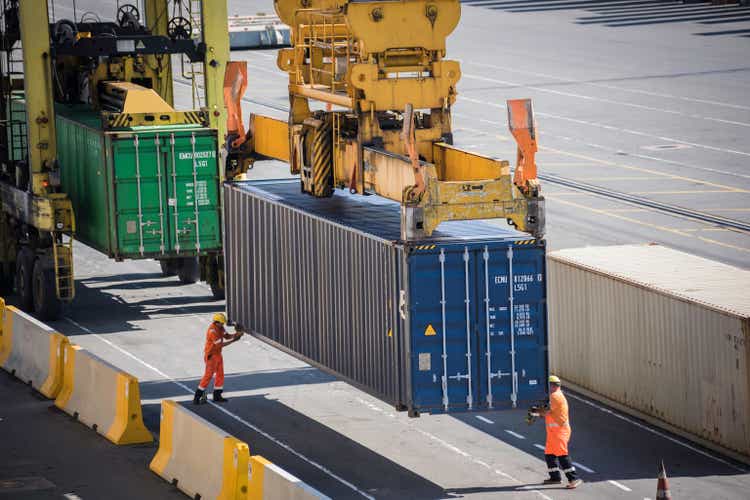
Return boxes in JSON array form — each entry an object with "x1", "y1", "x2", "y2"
[{"x1": 199, "y1": 354, "x2": 224, "y2": 390}]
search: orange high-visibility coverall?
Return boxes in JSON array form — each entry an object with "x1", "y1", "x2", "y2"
[
  {"x1": 198, "y1": 323, "x2": 232, "y2": 390},
  {"x1": 545, "y1": 390, "x2": 571, "y2": 456}
]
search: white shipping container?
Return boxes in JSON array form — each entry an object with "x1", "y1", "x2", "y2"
[{"x1": 547, "y1": 244, "x2": 750, "y2": 463}]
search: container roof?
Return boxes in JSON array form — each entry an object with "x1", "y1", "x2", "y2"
[
  {"x1": 231, "y1": 179, "x2": 531, "y2": 244},
  {"x1": 549, "y1": 244, "x2": 750, "y2": 318}
]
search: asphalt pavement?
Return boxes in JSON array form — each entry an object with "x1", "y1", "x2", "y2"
[
  {"x1": 0, "y1": 369, "x2": 182, "y2": 499},
  {"x1": 5, "y1": 1, "x2": 749, "y2": 499},
  {"x1": 44, "y1": 242, "x2": 750, "y2": 500}
]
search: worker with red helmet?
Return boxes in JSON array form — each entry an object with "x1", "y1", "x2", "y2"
[
  {"x1": 539, "y1": 375, "x2": 583, "y2": 489},
  {"x1": 193, "y1": 312, "x2": 244, "y2": 404}
]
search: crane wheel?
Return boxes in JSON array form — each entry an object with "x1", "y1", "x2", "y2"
[
  {"x1": 15, "y1": 247, "x2": 34, "y2": 311},
  {"x1": 32, "y1": 260, "x2": 61, "y2": 321},
  {"x1": 159, "y1": 259, "x2": 178, "y2": 277},
  {"x1": 0, "y1": 262, "x2": 13, "y2": 295},
  {"x1": 177, "y1": 257, "x2": 199, "y2": 285}
]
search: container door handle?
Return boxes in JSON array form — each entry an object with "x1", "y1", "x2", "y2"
[{"x1": 399, "y1": 290, "x2": 406, "y2": 320}]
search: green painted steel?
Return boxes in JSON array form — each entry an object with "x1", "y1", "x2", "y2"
[{"x1": 56, "y1": 105, "x2": 221, "y2": 259}]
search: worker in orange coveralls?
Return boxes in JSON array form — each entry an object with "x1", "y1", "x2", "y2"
[
  {"x1": 193, "y1": 313, "x2": 243, "y2": 404},
  {"x1": 539, "y1": 375, "x2": 583, "y2": 489}
]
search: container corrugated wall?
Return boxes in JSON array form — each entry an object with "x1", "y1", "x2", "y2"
[
  {"x1": 224, "y1": 180, "x2": 549, "y2": 415},
  {"x1": 224, "y1": 184, "x2": 405, "y2": 406},
  {"x1": 548, "y1": 244, "x2": 750, "y2": 462}
]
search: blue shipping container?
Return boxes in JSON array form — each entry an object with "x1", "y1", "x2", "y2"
[{"x1": 224, "y1": 179, "x2": 548, "y2": 416}]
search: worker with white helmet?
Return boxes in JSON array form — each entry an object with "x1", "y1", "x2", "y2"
[
  {"x1": 193, "y1": 312, "x2": 244, "y2": 404},
  {"x1": 538, "y1": 375, "x2": 583, "y2": 489}
]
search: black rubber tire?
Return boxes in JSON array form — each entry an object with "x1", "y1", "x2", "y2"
[
  {"x1": 209, "y1": 279, "x2": 225, "y2": 300},
  {"x1": 15, "y1": 247, "x2": 34, "y2": 311},
  {"x1": 177, "y1": 257, "x2": 199, "y2": 285},
  {"x1": 32, "y1": 259, "x2": 61, "y2": 321},
  {"x1": 159, "y1": 259, "x2": 177, "y2": 277},
  {"x1": 0, "y1": 261, "x2": 14, "y2": 295}
]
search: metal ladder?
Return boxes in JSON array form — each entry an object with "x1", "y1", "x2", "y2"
[
  {"x1": 179, "y1": 0, "x2": 204, "y2": 109},
  {"x1": 53, "y1": 236, "x2": 75, "y2": 301}
]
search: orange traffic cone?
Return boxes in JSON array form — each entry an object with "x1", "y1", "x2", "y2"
[{"x1": 656, "y1": 460, "x2": 672, "y2": 499}]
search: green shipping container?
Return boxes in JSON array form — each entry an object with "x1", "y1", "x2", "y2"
[{"x1": 56, "y1": 105, "x2": 222, "y2": 259}]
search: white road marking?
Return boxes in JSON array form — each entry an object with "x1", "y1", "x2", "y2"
[
  {"x1": 63, "y1": 494, "x2": 83, "y2": 500},
  {"x1": 534, "y1": 444, "x2": 545, "y2": 451},
  {"x1": 355, "y1": 398, "x2": 553, "y2": 500},
  {"x1": 460, "y1": 96, "x2": 750, "y2": 158},
  {"x1": 63, "y1": 317, "x2": 375, "y2": 500},
  {"x1": 608, "y1": 480, "x2": 632, "y2": 492},
  {"x1": 452, "y1": 113, "x2": 750, "y2": 183},
  {"x1": 573, "y1": 462, "x2": 596, "y2": 474},
  {"x1": 475, "y1": 415, "x2": 495, "y2": 424},
  {"x1": 566, "y1": 392, "x2": 747, "y2": 473},
  {"x1": 462, "y1": 60, "x2": 750, "y2": 111},
  {"x1": 462, "y1": 72, "x2": 750, "y2": 128},
  {"x1": 505, "y1": 430, "x2": 526, "y2": 440}
]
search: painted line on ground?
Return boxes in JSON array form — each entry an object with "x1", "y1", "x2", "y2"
[
  {"x1": 452, "y1": 113, "x2": 750, "y2": 185},
  {"x1": 461, "y1": 96, "x2": 750, "y2": 158},
  {"x1": 462, "y1": 72, "x2": 750, "y2": 128},
  {"x1": 475, "y1": 415, "x2": 495, "y2": 424},
  {"x1": 546, "y1": 195, "x2": 750, "y2": 254},
  {"x1": 608, "y1": 480, "x2": 632, "y2": 492},
  {"x1": 240, "y1": 54, "x2": 750, "y2": 183},
  {"x1": 355, "y1": 397, "x2": 553, "y2": 500},
  {"x1": 505, "y1": 430, "x2": 526, "y2": 440},
  {"x1": 63, "y1": 317, "x2": 376, "y2": 500},
  {"x1": 534, "y1": 444, "x2": 545, "y2": 451},
  {"x1": 566, "y1": 392, "x2": 747, "y2": 473},
  {"x1": 573, "y1": 462, "x2": 596, "y2": 474},
  {"x1": 462, "y1": 60, "x2": 750, "y2": 111}
]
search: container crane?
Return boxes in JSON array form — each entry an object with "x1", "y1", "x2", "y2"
[
  {"x1": 226, "y1": 0, "x2": 545, "y2": 239},
  {"x1": 0, "y1": 1, "x2": 231, "y2": 318}
]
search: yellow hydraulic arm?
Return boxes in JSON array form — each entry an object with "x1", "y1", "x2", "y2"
[{"x1": 228, "y1": 0, "x2": 544, "y2": 239}]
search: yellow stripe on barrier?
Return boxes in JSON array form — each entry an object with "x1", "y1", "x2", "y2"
[
  {"x1": 0, "y1": 301, "x2": 12, "y2": 366},
  {"x1": 248, "y1": 455, "x2": 270, "y2": 500},
  {"x1": 108, "y1": 372, "x2": 153, "y2": 445},
  {"x1": 149, "y1": 400, "x2": 175, "y2": 476},
  {"x1": 54, "y1": 343, "x2": 79, "y2": 409},
  {"x1": 55, "y1": 344, "x2": 152, "y2": 445},
  {"x1": 39, "y1": 332, "x2": 68, "y2": 398},
  {"x1": 0, "y1": 305, "x2": 67, "y2": 398},
  {"x1": 150, "y1": 400, "x2": 250, "y2": 499},
  {"x1": 249, "y1": 454, "x2": 330, "y2": 499}
]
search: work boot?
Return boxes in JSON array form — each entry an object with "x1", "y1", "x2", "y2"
[
  {"x1": 193, "y1": 389, "x2": 206, "y2": 405},
  {"x1": 542, "y1": 478, "x2": 562, "y2": 485},
  {"x1": 213, "y1": 389, "x2": 229, "y2": 403},
  {"x1": 567, "y1": 479, "x2": 583, "y2": 489}
]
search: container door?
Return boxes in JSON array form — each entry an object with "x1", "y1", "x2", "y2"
[
  {"x1": 409, "y1": 247, "x2": 480, "y2": 413},
  {"x1": 477, "y1": 242, "x2": 547, "y2": 409},
  {"x1": 162, "y1": 130, "x2": 222, "y2": 253},
  {"x1": 112, "y1": 133, "x2": 168, "y2": 256}
]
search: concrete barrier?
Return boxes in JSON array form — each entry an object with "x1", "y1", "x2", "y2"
[
  {"x1": 54, "y1": 344, "x2": 152, "y2": 445},
  {"x1": 0, "y1": 302, "x2": 68, "y2": 398},
  {"x1": 150, "y1": 400, "x2": 250, "y2": 500},
  {"x1": 249, "y1": 455, "x2": 329, "y2": 500}
]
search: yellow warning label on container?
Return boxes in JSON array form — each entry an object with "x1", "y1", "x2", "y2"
[
  {"x1": 424, "y1": 324, "x2": 437, "y2": 336},
  {"x1": 387, "y1": 328, "x2": 393, "y2": 337}
]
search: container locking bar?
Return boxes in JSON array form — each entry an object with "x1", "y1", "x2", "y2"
[{"x1": 439, "y1": 249, "x2": 449, "y2": 412}]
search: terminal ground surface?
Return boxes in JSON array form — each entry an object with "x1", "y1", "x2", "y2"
[{"x1": 4, "y1": 1, "x2": 750, "y2": 499}]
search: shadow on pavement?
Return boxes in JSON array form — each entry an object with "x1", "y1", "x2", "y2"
[
  {"x1": 46, "y1": 276, "x2": 221, "y2": 335},
  {"x1": 460, "y1": 0, "x2": 750, "y2": 35},
  {"x1": 141, "y1": 390, "x2": 451, "y2": 500},
  {"x1": 450, "y1": 389, "x2": 748, "y2": 485},
  {"x1": 138, "y1": 370, "x2": 336, "y2": 413}
]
